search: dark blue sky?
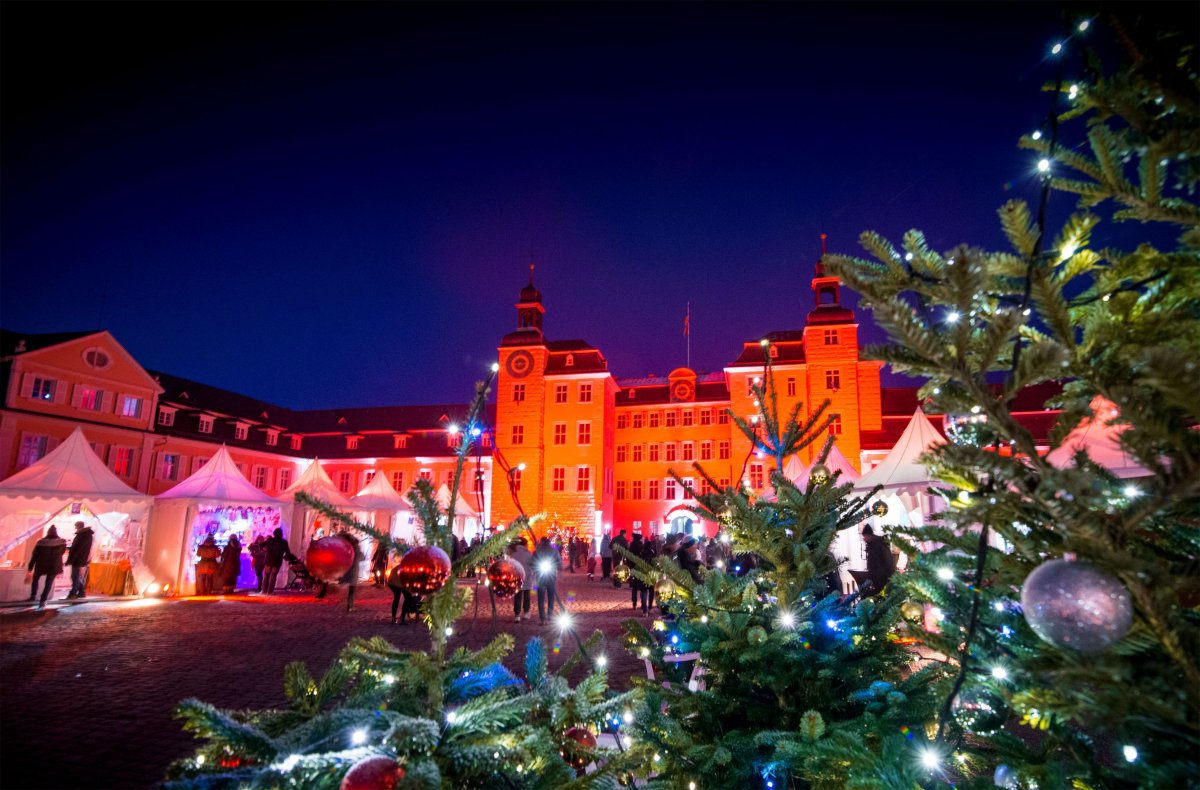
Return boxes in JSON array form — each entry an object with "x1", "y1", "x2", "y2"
[{"x1": 1, "y1": 2, "x2": 1166, "y2": 409}]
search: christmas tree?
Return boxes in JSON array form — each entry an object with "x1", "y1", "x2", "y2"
[
  {"x1": 164, "y1": 376, "x2": 643, "y2": 789},
  {"x1": 614, "y1": 361, "x2": 948, "y2": 789},
  {"x1": 825, "y1": 12, "x2": 1199, "y2": 788}
]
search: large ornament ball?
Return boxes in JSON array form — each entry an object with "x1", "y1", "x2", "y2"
[
  {"x1": 560, "y1": 726, "x2": 597, "y2": 771},
  {"x1": 340, "y1": 755, "x2": 406, "y2": 790},
  {"x1": 613, "y1": 562, "x2": 631, "y2": 584},
  {"x1": 951, "y1": 687, "x2": 1010, "y2": 735},
  {"x1": 395, "y1": 545, "x2": 452, "y2": 595},
  {"x1": 1020, "y1": 559, "x2": 1132, "y2": 653},
  {"x1": 809, "y1": 464, "x2": 831, "y2": 485},
  {"x1": 654, "y1": 576, "x2": 678, "y2": 600},
  {"x1": 900, "y1": 600, "x2": 925, "y2": 623},
  {"x1": 306, "y1": 536, "x2": 355, "y2": 582},
  {"x1": 993, "y1": 764, "x2": 1018, "y2": 789},
  {"x1": 486, "y1": 558, "x2": 525, "y2": 598},
  {"x1": 747, "y1": 625, "x2": 768, "y2": 645},
  {"x1": 871, "y1": 500, "x2": 889, "y2": 518}
]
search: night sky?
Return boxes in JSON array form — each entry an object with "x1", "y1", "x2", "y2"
[{"x1": 1, "y1": 3, "x2": 1171, "y2": 409}]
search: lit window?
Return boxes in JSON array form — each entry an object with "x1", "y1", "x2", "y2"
[
  {"x1": 699, "y1": 409, "x2": 712, "y2": 426},
  {"x1": 511, "y1": 425, "x2": 524, "y2": 445},
  {"x1": 565, "y1": 354, "x2": 575, "y2": 367},
  {"x1": 632, "y1": 480, "x2": 643, "y2": 499},
  {"x1": 120, "y1": 395, "x2": 144, "y2": 419},
  {"x1": 681, "y1": 410, "x2": 694, "y2": 427},
  {"x1": 513, "y1": 384, "x2": 526, "y2": 403},
  {"x1": 665, "y1": 443, "x2": 677, "y2": 462},
  {"x1": 826, "y1": 369, "x2": 841, "y2": 389},
  {"x1": 552, "y1": 467, "x2": 566, "y2": 491},
  {"x1": 234, "y1": 423, "x2": 248, "y2": 441},
  {"x1": 719, "y1": 441, "x2": 730, "y2": 460},
  {"x1": 701, "y1": 441, "x2": 713, "y2": 461},
  {"x1": 579, "y1": 383, "x2": 592, "y2": 403},
  {"x1": 17, "y1": 434, "x2": 50, "y2": 469},
  {"x1": 81, "y1": 347, "x2": 112, "y2": 369},
  {"x1": 682, "y1": 442, "x2": 694, "y2": 461},
  {"x1": 648, "y1": 479, "x2": 660, "y2": 499},
  {"x1": 159, "y1": 453, "x2": 182, "y2": 481},
  {"x1": 746, "y1": 378, "x2": 757, "y2": 396},
  {"x1": 447, "y1": 433, "x2": 461, "y2": 448},
  {"x1": 719, "y1": 477, "x2": 730, "y2": 489},
  {"x1": 824, "y1": 329, "x2": 839, "y2": 345},
  {"x1": 769, "y1": 345, "x2": 779, "y2": 358},
  {"x1": 157, "y1": 408, "x2": 175, "y2": 427},
  {"x1": 77, "y1": 386, "x2": 104, "y2": 412},
  {"x1": 577, "y1": 422, "x2": 591, "y2": 445},
  {"x1": 110, "y1": 446, "x2": 134, "y2": 477},
  {"x1": 576, "y1": 466, "x2": 591, "y2": 492},
  {"x1": 419, "y1": 469, "x2": 433, "y2": 482},
  {"x1": 554, "y1": 423, "x2": 567, "y2": 445},
  {"x1": 632, "y1": 412, "x2": 644, "y2": 429},
  {"x1": 616, "y1": 445, "x2": 627, "y2": 463},
  {"x1": 665, "y1": 478, "x2": 677, "y2": 499},
  {"x1": 632, "y1": 444, "x2": 643, "y2": 462},
  {"x1": 511, "y1": 468, "x2": 522, "y2": 492},
  {"x1": 30, "y1": 377, "x2": 57, "y2": 401},
  {"x1": 616, "y1": 413, "x2": 628, "y2": 429},
  {"x1": 473, "y1": 471, "x2": 484, "y2": 493},
  {"x1": 648, "y1": 443, "x2": 660, "y2": 462},
  {"x1": 554, "y1": 384, "x2": 568, "y2": 403},
  {"x1": 682, "y1": 478, "x2": 695, "y2": 499},
  {"x1": 787, "y1": 377, "x2": 796, "y2": 397}
]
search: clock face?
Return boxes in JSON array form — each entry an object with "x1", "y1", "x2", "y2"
[
  {"x1": 672, "y1": 380, "x2": 694, "y2": 402},
  {"x1": 505, "y1": 350, "x2": 535, "y2": 379}
]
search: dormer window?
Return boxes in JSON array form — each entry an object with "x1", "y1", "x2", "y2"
[
  {"x1": 346, "y1": 436, "x2": 361, "y2": 450},
  {"x1": 394, "y1": 434, "x2": 409, "y2": 450},
  {"x1": 198, "y1": 415, "x2": 214, "y2": 434},
  {"x1": 234, "y1": 423, "x2": 249, "y2": 441},
  {"x1": 265, "y1": 429, "x2": 279, "y2": 447},
  {"x1": 565, "y1": 354, "x2": 575, "y2": 367},
  {"x1": 157, "y1": 407, "x2": 176, "y2": 427},
  {"x1": 290, "y1": 435, "x2": 303, "y2": 451},
  {"x1": 769, "y1": 345, "x2": 779, "y2": 358}
]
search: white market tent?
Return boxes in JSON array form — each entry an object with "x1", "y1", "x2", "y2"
[
  {"x1": 1045, "y1": 397, "x2": 1149, "y2": 479},
  {"x1": 782, "y1": 455, "x2": 808, "y2": 484},
  {"x1": 352, "y1": 472, "x2": 418, "y2": 545},
  {"x1": 436, "y1": 483, "x2": 482, "y2": 539},
  {"x1": 0, "y1": 427, "x2": 153, "y2": 600},
  {"x1": 145, "y1": 447, "x2": 282, "y2": 595},
  {"x1": 819, "y1": 442, "x2": 861, "y2": 483},
  {"x1": 281, "y1": 459, "x2": 354, "y2": 550}
]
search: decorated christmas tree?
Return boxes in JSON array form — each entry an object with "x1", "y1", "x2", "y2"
[
  {"x1": 164, "y1": 376, "x2": 643, "y2": 789},
  {"x1": 614, "y1": 360, "x2": 948, "y2": 789},
  {"x1": 825, "y1": 12, "x2": 1199, "y2": 788}
]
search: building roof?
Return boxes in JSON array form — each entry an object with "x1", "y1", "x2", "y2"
[
  {"x1": 156, "y1": 446, "x2": 279, "y2": 504},
  {"x1": 0, "y1": 329, "x2": 103, "y2": 357}
]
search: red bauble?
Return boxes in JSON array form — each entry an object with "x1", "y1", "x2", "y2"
[
  {"x1": 395, "y1": 545, "x2": 452, "y2": 595},
  {"x1": 486, "y1": 558, "x2": 525, "y2": 598},
  {"x1": 306, "y1": 536, "x2": 355, "y2": 582},
  {"x1": 339, "y1": 755, "x2": 405, "y2": 790},
  {"x1": 560, "y1": 725, "x2": 598, "y2": 771}
]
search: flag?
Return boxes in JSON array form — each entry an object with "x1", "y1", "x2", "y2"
[{"x1": 683, "y1": 304, "x2": 690, "y2": 336}]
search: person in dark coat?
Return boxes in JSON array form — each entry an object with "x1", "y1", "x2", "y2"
[
  {"x1": 634, "y1": 533, "x2": 660, "y2": 614},
  {"x1": 370, "y1": 540, "x2": 389, "y2": 586},
  {"x1": 195, "y1": 535, "x2": 220, "y2": 595},
  {"x1": 610, "y1": 530, "x2": 629, "y2": 588},
  {"x1": 509, "y1": 538, "x2": 535, "y2": 622},
  {"x1": 28, "y1": 525, "x2": 67, "y2": 608},
  {"x1": 219, "y1": 536, "x2": 242, "y2": 594},
  {"x1": 65, "y1": 521, "x2": 94, "y2": 599},
  {"x1": 861, "y1": 526, "x2": 895, "y2": 596},
  {"x1": 675, "y1": 537, "x2": 704, "y2": 584},
  {"x1": 340, "y1": 531, "x2": 363, "y2": 611},
  {"x1": 533, "y1": 536, "x2": 561, "y2": 624},
  {"x1": 260, "y1": 528, "x2": 291, "y2": 594},
  {"x1": 249, "y1": 536, "x2": 267, "y2": 591},
  {"x1": 387, "y1": 563, "x2": 422, "y2": 624},
  {"x1": 628, "y1": 534, "x2": 645, "y2": 610}
]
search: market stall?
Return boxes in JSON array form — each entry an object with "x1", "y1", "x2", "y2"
[
  {"x1": 279, "y1": 459, "x2": 354, "y2": 553},
  {"x1": 146, "y1": 446, "x2": 284, "y2": 595},
  {"x1": 351, "y1": 472, "x2": 417, "y2": 580},
  {"x1": 435, "y1": 483, "x2": 482, "y2": 540},
  {"x1": 0, "y1": 427, "x2": 153, "y2": 600}
]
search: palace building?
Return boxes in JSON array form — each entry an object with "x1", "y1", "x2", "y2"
[{"x1": 0, "y1": 260, "x2": 1060, "y2": 560}]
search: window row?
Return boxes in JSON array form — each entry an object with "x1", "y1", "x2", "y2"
[
  {"x1": 614, "y1": 476, "x2": 731, "y2": 500},
  {"x1": 512, "y1": 382, "x2": 594, "y2": 404},
  {"x1": 544, "y1": 465, "x2": 593, "y2": 493},
  {"x1": 511, "y1": 422, "x2": 592, "y2": 445},
  {"x1": 615, "y1": 440, "x2": 731, "y2": 463},
  {"x1": 22, "y1": 375, "x2": 150, "y2": 420},
  {"x1": 616, "y1": 407, "x2": 731, "y2": 430}
]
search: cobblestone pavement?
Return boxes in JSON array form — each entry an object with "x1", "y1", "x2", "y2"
[{"x1": 0, "y1": 573, "x2": 654, "y2": 789}]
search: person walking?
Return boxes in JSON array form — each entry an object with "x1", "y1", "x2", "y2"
[
  {"x1": 533, "y1": 536, "x2": 561, "y2": 624},
  {"x1": 861, "y1": 526, "x2": 895, "y2": 596},
  {"x1": 610, "y1": 530, "x2": 629, "y2": 588},
  {"x1": 387, "y1": 563, "x2": 421, "y2": 625},
  {"x1": 340, "y1": 531, "x2": 363, "y2": 611},
  {"x1": 587, "y1": 536, "x2": 598, "y2": 580},
  {"x1": 195, "y1": 535, "x2": 220, "y2": 595},
  {"x1": 65, "y1": 520, "x2": 94, "y2": 599},
  {"x1": 636, "y1": 532, "x2": 659, "y2": 614},
  {"x1": 249, "y1": 535, "x2": 267, "y2": 591},
  {"x1": 219, "y1": 535, "x2": 242, "y2": 594},
  {"x1": 676, "y1": 536, "x2": 704, "y2": 583},
  {"x1": 370, "y1": 540, "x2": 389, "y2": 587},
  {"x1": 260, "y1": 528, "x2": 291, "y2": 594},
  {"x1": 628, "y1": 534, "x2": 646, "y2": 611},
  {"x1": 599, "y1": 532, "x2": 612, "y2": 581},
  {"x1": 510, "y1": 537, "x2": 535, "y2": 622},
  {"x1": 27, "y1": 525, "x2": 67, "y2": 609}
]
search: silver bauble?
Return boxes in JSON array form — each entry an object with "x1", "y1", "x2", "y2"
[
  {"x1": 951, "y1": 686, "x2": 1010, "y2": 735},
  {"x1": 943, "y1": 411, "x2": 996, "y2": 447},
  {"x1": 1020, "y1": 559, "x2": 1132, "y2": 653}
]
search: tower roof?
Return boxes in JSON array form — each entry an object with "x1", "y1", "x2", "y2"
[{"x1": 518, "y1": 263, "x2": 542, "y2": 304}]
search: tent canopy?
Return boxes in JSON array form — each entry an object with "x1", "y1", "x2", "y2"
[
  {"x1": 352, "y1": 471, "x2": 411, "y2": 512},
  {"x1": 280, "y1": 458, "x2": 354, "y2": 509},
  {"x1": 1046, "y1": 397, "x2": 1149, "y2": 479},
  {"x1": 156, "y1": 446, "x2": 278, "y2": 505},
  {"x1": 0, "y1": 426, "x2": 147, "y2": 500},
  {"x1": 436, "y1": 484, "x2": 479, "y2": 518},
  {"x1": 782, "y1": 455, "x2": 807, "y2": 484},
  {"x1": 818, "y1": 442, "x2": 861, "y2": 483},
  {"x1": 855, "y1": 408, "x2": 944, "y2": 491}
]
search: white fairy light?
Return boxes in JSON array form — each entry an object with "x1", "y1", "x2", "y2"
[
  {"x1": 1068, "y1": 84, "x2": 1079, "y2": 99},
  {"x1": 445, "y1": 626, "x2": 454, "y2": 637},
  {"x1": 920, "y1": 747, "x2": 941, "y2": 770},
  {"x1": 623, "y1": 709, "x2": 634, "y2": 724},
  {"x1": 1123, "y1": 484, "x2": 1141, "y2": 498},
  {"x1": 491, "y1": 362, "x2": 500, "y2": 373},
  {"x1": 1123, "y1": 745, "x2": 1138, "y2": 763},
  {"x1": 1031, "y1": 130, "x2": 1043, "y2": 141},
  {"x1": 639, "y1": 646, "x2": 650, "y2": 658},
  {"x1": 700, "y1": 614, "x2": 709, "y2": 624},
  {"x1": 351, "y1": 728, "x2": 368, "y2": 745},
  {"x1": 992, "y1": 666, "x2": 1008, "y2": 681},
  {"x1": 446, "y1": 711, "x2": 458, "y2": 724},
  {"x1": 937, "y1": 567, "x2": 954, "y2": 581},
  {"x1": 1078, "y1": 19, "x2": 1090, "y2": 31},
  {"x1": 946, "y1": 311, "x2": 960, "y2": 323},
  {"x1": 538, "y1": 559, "x2": 553, "y2": 576},
  {"x1": 1051, "y1": 42, "x2": 1063, "y2": 55},
  {"x1": 447, "y1": 423, "x2": 459, "y2": 435},
  {"x1": 1037, "y1": 158, "x2": 1051, "y2": 172},
  {"x1": 556, "y1": 611, "x2": 573, "y2": 631},
  {"x1": 278, "y1": 755, "x2": 300, "y2": 771},
  {"x1": 779, "y1": 611, "x2": 796, "y2": 629},
  {"x1": 1060, "y1": 241, "x2": 1077, "y2": 260},
  {"x1": 196, "y1": 755, "x2": 206, "y2": 766},
  {"x1": 905, "y1": 252, "x2": 914, "y2": 261},
  {"x1": 596, "y1": 654, "x2": 608, "y2": 667}
]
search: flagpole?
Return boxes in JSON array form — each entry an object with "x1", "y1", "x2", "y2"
[{"x1": 686, "y1": 302, "x2": 691, "y2": 369}]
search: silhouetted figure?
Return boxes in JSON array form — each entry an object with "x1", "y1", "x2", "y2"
[
  {"x1": 28, "y1": 526, "x2": 67, "y2": 609},
  {"x1": 65, "y1": 521, "x2": 94, "y2": 599}
]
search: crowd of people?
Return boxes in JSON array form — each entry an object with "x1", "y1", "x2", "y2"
[{"x1": 26, "y1": 520, "x2": 94, "y2": 608}]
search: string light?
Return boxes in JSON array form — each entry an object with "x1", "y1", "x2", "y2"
[
  {"x1": 1060, "y1": 241, "x2": 1077, "y2": 260},
  {"x1": 991, "y1": 666, "x2": 1008, "y2": 681},
  {"x1": 556, "y1": 612, "x2": 573, "y2": 631},
  {"x1": 1078, "y1": 19, "x2": 1090, "y2": 31},
  {"x1": 1051, "y1": 42, "x2": 1063, "y2": 55},
  {"x1": 946, "y1": 311, "x2": 960, "y2": 323},
  {"x1": 491, "y1": 362, "x2": 500, "y2": 373},
  {"x1": 1123, "y1": 745, "x2": 1138, "y2": 763},
  {"x1": 904, "y1": 251, "x2": 914, "y2": 261},
  {"x1": 445, "y1": 626, "x2": 454, "y2": 637},
  {"x1": 920, "y1": 747, "x2": 942, "y2": 771},
  {"x1": 937, "y1": 567, "x2": 954, "y2": 581},
  {"x1": 596, "y1": 654, "x2": 608, "y2": 667},
  {"x1": 1123, "y1": 485, "x2": 1141, "y2": 498},
  {"x1": 779, "y1": 611, "x2": 796, "y2": 629},
  {"x1": 1037, "y1": 158, "x2": 1051, "y2": 173},
  {"x1": 1068, "y1": 84, "x2": 1079, "y2": 100},
  {"x1": 622, "y1": 709, "x2": 634, "y2": 724},
  {"x1": 446, "y1": 711, "x2": 458, "y2": 724},
  {"x1": 351, "y1": 728, "x2": 367, "y2": 745},
  {"x1": 1031, "y1": 130, "x2": 1043, "y2": 140}
]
